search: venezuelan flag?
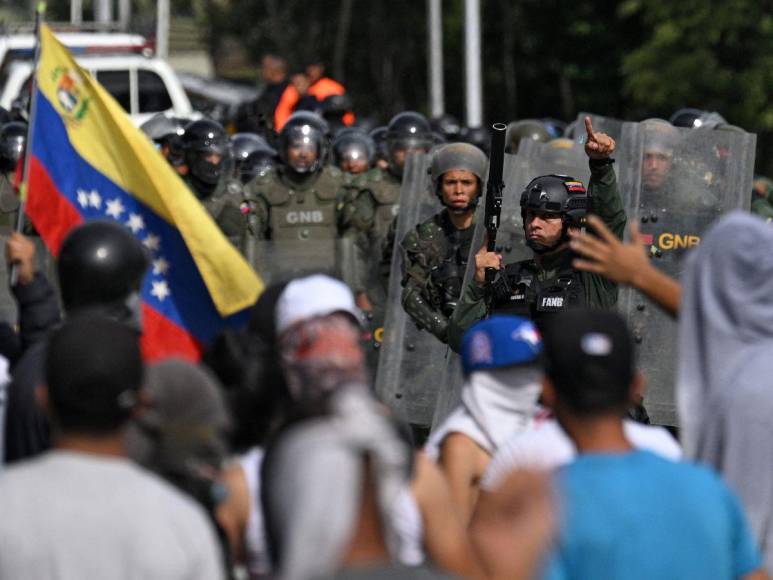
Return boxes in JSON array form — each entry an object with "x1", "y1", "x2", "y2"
[{"x1": 25, "y1": 24, "x2": 263, "y2": 361}]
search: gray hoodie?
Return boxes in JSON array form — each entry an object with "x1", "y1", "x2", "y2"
[{"x1": 678, "y1": 210, "x2": 773, "y2": 572}]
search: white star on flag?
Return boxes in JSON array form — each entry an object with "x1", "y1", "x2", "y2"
[
  {"x1": 143, "y1": 233, "x2": 161, "y2": 252},
  {"x1": 105, "y1": 198, "x2": 125, "y2": 219},
  {"x1": 150, "y1": 280, "x2": 170, "y2": 302},
  {"x1": 88, "y1": 190, "x2": 102, "y2": 209},
  {"x1": 152, "y1": 257, "x2": 170, "y2": 276},
  {"x1": 76, "y1": 189, "x2": 89, "y2": 208},
  {"x1": 127, "y1": 213, "x2": 145, "y2": 233}
]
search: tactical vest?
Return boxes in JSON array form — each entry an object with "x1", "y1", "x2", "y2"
[
  {"x1": 408, "y1": 212, "x2": 475, "y2": 316},
  {"x1": 362, "y1": 168, "x2": 401, "y2": 243},
  {"x1": 202, "y1": 178, "x2": 247, "y2": 241},
  {"x1": 260, "y1": 166, "x2": 342, "y2": 241},
  {"x1": 490, "y1": 251, "x2": 586, "y2": 321}
]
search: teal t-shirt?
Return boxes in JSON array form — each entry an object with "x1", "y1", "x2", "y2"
[{"x1": 544, "y1": 450, "x2": 761, "y2": 580}]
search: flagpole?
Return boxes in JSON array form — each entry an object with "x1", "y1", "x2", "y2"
[{"x1": 11, "y1": 2, "x2": 45, "y2": 285}]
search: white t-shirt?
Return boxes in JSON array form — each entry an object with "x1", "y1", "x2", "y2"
[
  {"x1": 481, "y1": 419, "x2": 682, "y2": 491},
  {"x1": 0, "y1": 450, "x2": 224, "y2": 580},
  {"x1": 239, "y1": 447, "x2": 271, "y2": 579}
]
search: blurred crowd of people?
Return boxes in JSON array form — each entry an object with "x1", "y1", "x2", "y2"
[{"x1": 0, "y1": 48, "x2": 771, "y2": 580}]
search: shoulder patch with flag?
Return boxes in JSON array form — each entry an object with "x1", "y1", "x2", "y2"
[{"x1": 26, "y1": 24, "x2": 263, "y2": 361}]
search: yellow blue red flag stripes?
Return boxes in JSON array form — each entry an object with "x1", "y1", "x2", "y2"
[{"x1": 26, "y1": 24, "x2": 263, "y2": 360}]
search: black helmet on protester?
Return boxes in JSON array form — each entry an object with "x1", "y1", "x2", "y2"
[
  {"x1": 58, "y1": 221, "x2": 149, "y2": 325},
  {"x1": 181, "y1": 119, "x2": 233, "y2": 198},
  {"x1": 520, "y1": 174, "x2": 589, "y2": 253},
  {"x1": 385, "y1": 111, "x2": 434, "y2": 176},
  {"x1": 0, "y1": 121, "x2": 27, "y2": 173},
  {"x1": 278, "y1": 111, "x2": 329, "y2": 175}
]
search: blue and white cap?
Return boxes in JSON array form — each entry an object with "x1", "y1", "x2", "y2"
[{"x1": 461, "y1": 315, "x2": 542, "y2": 375}]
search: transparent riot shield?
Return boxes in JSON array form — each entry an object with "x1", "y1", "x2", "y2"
[
  {"x1": 574, "y1": 112, "x2": 626, "y2": 144},
  {"x1": 375, "y1": 152, "x2": 460, "y2": 427},
  {"x1": 247, "y1": 236, "x2": 358, "y2": 290},
  {"x1": 430, "y1": 139, "x2": 593, "y2": 429},
  {"x1": 611, "y1": 119, "x2": 756, "y2": 425}
]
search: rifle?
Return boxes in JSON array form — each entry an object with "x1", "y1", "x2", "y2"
[{"x1": 484, "y1": 123, "x2": 507, "y2": 283}]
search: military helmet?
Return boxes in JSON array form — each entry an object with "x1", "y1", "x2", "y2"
[
  {"x1": 505, "y1": 119, "x2": 551, "y2": 153},
  {"x1": 430, "y1": 114, "x2": 462, "y2": 141},
  {"x1": 0, "y1": 121, "x2": 26, "y2": 173},
  {"x1": 141, "y1": 113, "x2": 187, "y2": 143},
  {"x1": 58, "y1": 220, "x2": 149, "y2": 312},
  {"x1": 385, "y1": 111, "x2": 434, "y2": 175},
  {"x1": 641, "y1": 118, "x2": 680, "y2": 156},
  {"x1": 369, "y1": 126, "x2": 389, "y2": 162},
  {"x1": 141, "y1": 114, "x2": 188, "y2": 167},
  {"x1": 278, "y1": 111, "x2": 329, "y2": 174},
  {"x1": 231, "y1": 132, "x2": 274, "y2": 161},
  {"x1": 239, "y1": 150, "x2": 277, "y2": 184},
  {"x1": 429, "y1": 142, "x2": 487, "y2": 188},
  {"x1": 332, "y1": 128, "x2": 375, "y2": 170},
  {"x1": 520, "y1": 174, "x2": 588, "y2": 225},
  {"x1": 669, "y1": 108, "x2": 727, "y2": 130},
  {"x1": 385, "y1": 111, "x2": 433, "y2": 149},
  {"x1": 181, "y1": 119, "x2": 233, "y2": 197},
  {"x1": 459, "y1": 126, "x2": 490, "y2": 155}
]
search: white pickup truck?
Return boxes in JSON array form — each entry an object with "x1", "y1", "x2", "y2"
[{"x1": 0, "y1": 32, "x2": 193, "y2": 125}]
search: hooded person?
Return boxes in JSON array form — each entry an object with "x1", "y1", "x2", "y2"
[
  {"x1": 677, "y1": 210, "x2": 773, "y2": 572},
  {"x1": 423, "y1": 315, "x2": 544, "y2": 523},
  {"x1": 126, "y1": 359, "x2": 233, "y2": 573},
  {"x1": 261, "y1": 388, "x2": 425, "y2": 580}
]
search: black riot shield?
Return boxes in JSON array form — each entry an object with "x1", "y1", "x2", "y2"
[
  {"x1": 611, "y1": 119, "x2": 756, "y2": 425},
  {"x1": 374, "y1": 152, "x2": 462, "y2": 426},
  {"x1": 430, "y1": 139, "x2": 592, "y2": 429}
]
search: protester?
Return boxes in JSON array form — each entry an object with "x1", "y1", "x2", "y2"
[
  {"x1": 677, "y1": 211, "x2": 773, "y2": 573},
  {"x1": 0, "y1": 314, "x2": 224, "y2": 579},
  {"x1": 536, "y1": 309, "x2": 765, "y2": 580},
  {"x1": 4, "y1": 221, "x2": 148, "y2": 463},
  {"x1": 424, "y1": 315, "x2": 544, "y2": 524},
  {"x1": 126, "y1": 359, "x2": 233, "y2": 573}
]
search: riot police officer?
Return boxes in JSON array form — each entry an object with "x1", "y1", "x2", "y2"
[
  {"x1": 399, "y1": 142, "x2": 487, "y2": 343},
  {"x1": 140, "y1": 113, "x2": 187, "y2": 168},
  {"x1": 332, "y1": 128, "x2": 374, "y2": 177},
  {"x1": 244, "y1": 111, "x2": 365, "y2": 286},
  {"x1": 230, "y1": 132, "x2": 276, "y2": 185},
  {"x1": 448, "y1": 118, "x2": 625, "y2": 350},
  {"x1": 179, "y1": 119, "x2": 247, "y2": 247},
  {"x1": 0, "y1": 120, "x2": 26, "y2": 225},
  {"x1": 505, "y1": 119, "x2": 551, "y2": 154}
]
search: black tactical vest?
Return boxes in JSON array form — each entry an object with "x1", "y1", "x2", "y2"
[{"x1": 490, "y1": 250, "x2": 586, "y2": 322}]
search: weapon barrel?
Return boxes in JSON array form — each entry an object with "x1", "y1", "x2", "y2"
[{"x1": 483, "y1": 123, "x2": 507, "y2": 283}]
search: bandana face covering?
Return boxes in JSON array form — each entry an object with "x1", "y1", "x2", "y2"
[{"x1": 278, "y1": 313, "x2": 367, "y2": 405}]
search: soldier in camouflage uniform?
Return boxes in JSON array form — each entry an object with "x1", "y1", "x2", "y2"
[
  {"x1": 179, "y1": 119, "x2": 247, "y2": 249},
  {"x1": 399, "y1": 142, "x2": 487, "y2": 343},
  {"x1": 448, "y1": 118, "x2": 624, "y2": 350}
]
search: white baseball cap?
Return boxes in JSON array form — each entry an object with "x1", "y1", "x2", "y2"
[{"x1": 275, "y1": 274, "x2": 362, "y2": 335}]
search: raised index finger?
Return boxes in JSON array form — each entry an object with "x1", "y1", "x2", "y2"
[{"x1": 584, "y1": 116, "x2": 596, "y2": 141}]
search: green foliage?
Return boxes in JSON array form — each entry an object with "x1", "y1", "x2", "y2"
[{"x1": 623, "y1": 0, "x2": 773, "y2": 131}]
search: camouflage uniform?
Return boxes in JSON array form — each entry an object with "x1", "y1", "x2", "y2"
[
  {"x1": 399, "y1": 210, "x2": 475, "y2": 343},
  {"x1": 448, "y1": 160, "x2": 625, "y2": 350}
]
